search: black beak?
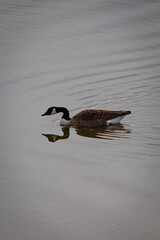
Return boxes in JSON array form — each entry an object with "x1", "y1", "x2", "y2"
[{"x1": 41, "y1": 111, "x2": 47, "y2": 116}]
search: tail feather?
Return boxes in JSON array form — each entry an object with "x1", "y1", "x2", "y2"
[{"x1": 120, "y1": 111, "x2": 131, "y2": 116}]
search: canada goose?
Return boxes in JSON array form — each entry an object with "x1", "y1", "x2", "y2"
[{"x1": 41, "y1": 107, "x2": 131, "y2": 127}]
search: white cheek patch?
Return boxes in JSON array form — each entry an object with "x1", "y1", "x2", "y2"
[{"x1": 51, "y1": 108, "x2": 56, "y2": 115}]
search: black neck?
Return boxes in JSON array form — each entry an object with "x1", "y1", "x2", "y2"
[{"x1": 56, "y1": 107, "x2": 71, "y2": 120}]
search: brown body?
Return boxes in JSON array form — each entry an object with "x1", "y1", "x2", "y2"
[{"x1": 69, "y1": 109, "x2": 131, "y2": 127}]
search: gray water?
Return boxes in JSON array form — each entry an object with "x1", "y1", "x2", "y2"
[{"x1": 0, "y1": 0, "x2": 160, "y2": 240}]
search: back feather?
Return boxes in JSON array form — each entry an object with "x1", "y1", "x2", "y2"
[{"x1": 70, "y1": 110, "x2": 126, "y2": 127}]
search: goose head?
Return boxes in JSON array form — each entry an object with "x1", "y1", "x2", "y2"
[{"x1": 41, "y1": 107, "x2": 57, "y2": 116}]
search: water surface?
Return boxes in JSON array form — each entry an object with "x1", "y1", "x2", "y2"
[{"x1": 0, "y1": 0, "x2": 160, "y2": 240}]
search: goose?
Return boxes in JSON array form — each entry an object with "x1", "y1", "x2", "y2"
[{"x1": 41, "y1": 106, "x2": 131, "y2": 127}]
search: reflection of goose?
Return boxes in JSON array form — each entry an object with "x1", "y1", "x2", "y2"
[
  {"x1": 42, "y1": 125, "x2": 131, "y2": 143},
  {"x1": 42, "y1": 127, "x2": 69, "y2": 142},
  {"x1": 75, "y1": 124, "x2": 131, "y2": 140},
  {"x1": 41, "y1": 107, "x2": 131, "y2": 127}
]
